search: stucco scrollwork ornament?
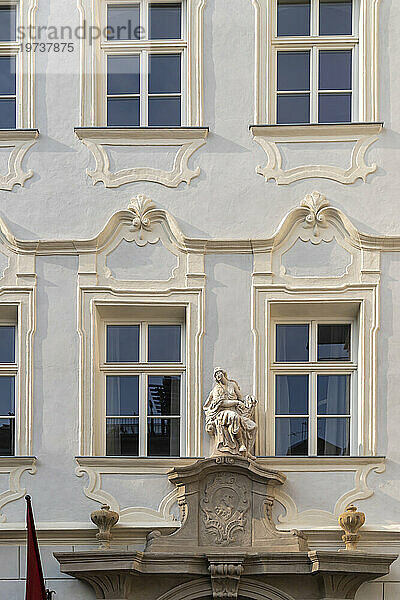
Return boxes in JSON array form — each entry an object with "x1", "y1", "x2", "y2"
[
  {"x1": 90, "y1": 504, "x2": 119, "y2": 550},
  {"x1": 204, "y1": 368, "x2": 257, "y2": 459},
  {"x1": 300, "y1": 191, "x2": 333, "y2": 244},
  {"x1": 200, "y1": 472, "x2": 250, "y2": 547},
  {"x1": 127, "y1": 194, "x2": 160, "y2": 246}
]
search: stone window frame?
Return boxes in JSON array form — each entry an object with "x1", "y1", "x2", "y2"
[
  {"x1": 78, "y1": 0, "x2": 206, "y2": 127},
  {"x1": 270, "y1": 311, "x2": 359, "y2": 457},
  {"x1": 97, "y1": 306, "x2": 187, "y2": 457},
  {"x1": 253, "y1": 0, "x2": 382, "y2": 124}
]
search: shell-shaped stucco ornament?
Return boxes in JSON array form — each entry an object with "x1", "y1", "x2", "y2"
[
  {"x1": 90, "y1": 504, "x2": 119, "y2": 550},
  {"x1": 127, "y1": 194, "x2": 160, "y2": 246},
  {"x1": 338, "y1": 504, "x2": 365, "y2": 551},
  {"x1": 300, "y1": 191, "x2": 333, "y2": 244}
]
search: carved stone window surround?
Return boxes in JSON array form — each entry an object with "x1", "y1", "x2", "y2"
[
  {"x1": 0, "y1": 128, "x2": 39, "y2": 191},
  {"x1": 250, "y1": 122, "x2": 383, "y2": 185},
  {"x1": 74, "y1": 126, "x2": 209, "y2": 188},
  {"x1": 252, "y1": 0, "x2": 382, "y2": 125},
  {"x1": 77, "y1": 0, "x2": 207, "y2": 127}
]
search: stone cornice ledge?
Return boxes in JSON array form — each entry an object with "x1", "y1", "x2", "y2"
[
  {"x1": 250, "y1": 122, "x2": 383, "y2": 185},
  {"x1": 74, "y1": 126, "x2": 209, "y2": 188},
  {"x1": 0, "y1": 129, "x2": 39, "y2": 191}
]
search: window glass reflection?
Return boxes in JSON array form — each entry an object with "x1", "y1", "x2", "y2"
[
  {"x1": 277, "y1": 51, "x2": 310, "y2": 91},
  {"x1": 149, "y1": 54, "x2": 181, "y2": 94},
  {"x1": 107, "y1": 4, "x2": 141, "y2": 40},
  {"x1": 0, "y1": 418, "x2": 14, "y2": 455},
  {"x1": 107, "y1": 325, "x2": 139, "y2": 363},
  {"x1": 276, "y1": 375, "x2": 309, "y2": 415},
  {"x1": 148, "y1": 375, "x2": 180, "y2": 416},
  {"x1": 319, "y1": 0, "x2": 352, "y2": 36},
  {"x1": 317, "y1": 417, "x2": 350, "y2": 455},
  {"x1": 318, "y1": 93, "x2": 351, "y2": 122},
  {"x1": 106, "y1": 418, "x2": 139, "y2": 455},
  {"x1": 107, "y1": 55, "x2": 140, "y2": 95},
  {"x1": 317, "y1": 375, "x2": 350, "y2": 415},
  {"x1": 276, "y1": 324, "x2": 309, "y2": 362},
  {"x1": 276, "y1": 417, "x2": 308, "y2": 455},
  {"x1": 148, "y1": 325, "x2": 181, "y2": 362},
  {"x1": 319, "y1": 51, "x2": 352, "y2": 91},
  {"x1": 149, "y1": 3, "x2": 181, "y2": 40},
  {"x1": 0, "y1": 6, "x2": 16, "y2": 42},
  {"x1": 106, "y1": 375, "x2": 139, "y2": 416},
  {"x1": 147, "y1": 417, "x2": 180, "y2": 456},
  {"x1": 318, "y1": 324, "x2": 351, "y2": 361},
  {"x1": 277, "y1": 0, "x2": 310, "y2": 36},
  {"x1": 0, "y1": 326, "x2": 15, "y2": 363}
]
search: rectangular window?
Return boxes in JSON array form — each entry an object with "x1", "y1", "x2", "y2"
[
  {"x1": 0, "y1": 325, "x2": 16, "y2": 455},
  {"x1": 104, "y1": 0, "x2": 184, "y2": 126},
  {"x1": 102, "y1": 320, "x2": 184, "y2": 456},
  {"x1": 0, "y1": 4, "x2": 17, "y2": 128},
  {"x1": 273, "y1": 320, "x2": 355, "y2": 456},
  {"x1": 274, "y1": 0, "x2": 357, "y2": 124}
]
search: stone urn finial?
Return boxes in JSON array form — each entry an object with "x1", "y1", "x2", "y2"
[
  {"x1": 90, "y1": 504, "x2": 119, "y2": 550},
  {"x1": 338, "y1": 504, "x2": 366, "y2": 551}
]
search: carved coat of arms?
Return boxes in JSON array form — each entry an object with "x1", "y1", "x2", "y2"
[{"x1": 200, "y1": 473, "x2": 251, "y2": 547}]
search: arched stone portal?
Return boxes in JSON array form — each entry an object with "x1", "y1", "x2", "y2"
[{"x1": 156, "y1": 577, "x2": 295, "y2": 600}]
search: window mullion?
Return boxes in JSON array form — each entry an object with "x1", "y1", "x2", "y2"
[
  {"x1": 309, "y1": 371, "x2": 317, "y2": 455},
  {"x1": 311, "y1": 46, "x2": 318, "y2": 123},
  {"x1": 312, "y1": 0, "x2": 319, "y2": 36},
  {"x1": 139, "y1": 372, "x2": 147, "y2": 456}
]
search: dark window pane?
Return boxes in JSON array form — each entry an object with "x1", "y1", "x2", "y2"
[
  {"x1": 318, "y1": 324, "x2": 351, "y2": 361},
  {"x1": 107, "y1": 325, "x2": 139, "y2": 363},
  {"x1": 0, "y1": 6, "x2": 16, "y2": 41},
  {"x1": 0, "y1": 99, "x2": 15, "y2": 128},
  {"x1": 276, "y1": 417, "x2": 308, "y2": 455},
  {"x1": 277, "y1": 51, "x2": 310, "y2": 91},
  {"x1": 147, "y1": 417, "x2": 180, "y2": 456},
  {"x1": 317, "y1": 417, "x2": 350, "y2": 455},
  {"x1": 277, "y1": 94, "x2": 310, "y2": 124},
  {"x1": 276, "y1": 375, "x2": 308, "y2": 415},
  {"x1": 0, "y1": 56, "x2": 16, "y2": 95},
  {"x1": 107, "y1": 4, "x2": 141, "y2": 40},
  {"x1": 0, "y1": 326, "x2": 15, "y2": 363},
  {"x1": 318, "y1": 93, "x2": 351, "y2": 122},
  {"x1": 107, "y1": 97, "x2": 140, "y2": 126},
  {"x1": 148, "y1": 325, "x2": 181, "y2": 362},
  {"x1": 106, "y1": 375, "x2": 139, "y2": 416},
  {"x1": 149, "y1": 54, "x2": 181, "y2": 93},
  {"x1": 148, "y1": 375, "x2": 180, "y2": 415},
  {"x1": 0, "y1": 418, "x2": 14, "y2": 455},
  {"x1": 148, "y1": 96, "x2": 181, "y2": 126},
  {"x1": 277, "y1": 0, "x2": 310, "y2": 36},
  {"x1": 276, "y1": 324, "x2": 309, "y2": 362},
  {"x1": 317, "y1": 375, "x2": 350, "y2": 415},
  {"x1": 319, "y1": 51, "x2": 352, "y2": 90},
  {"x1": 0, "y1": 376, "x2": 14, "y2": 416},
  {"x1": 149, "y1": 3, "x2": 181, "y2": 40},
  {"x1": 319, "y1": 0, "x2": 352, "y2": 35},
  {"x1": 106, "y1": 418, "x2": 139, "y2": 455},
  {"x1": 107, "y1": 55, "x2": 140, "y2": 94}
]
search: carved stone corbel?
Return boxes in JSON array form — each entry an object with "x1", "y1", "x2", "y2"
[{"x1": 208, "y1": 558, "x2": 244, "y2": 599}]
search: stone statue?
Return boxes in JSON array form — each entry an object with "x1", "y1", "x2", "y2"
[{"x1": 204, "y1": 367, "x2": 257, "y2": 458}]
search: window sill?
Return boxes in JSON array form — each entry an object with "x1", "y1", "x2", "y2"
[
  {"x1": 250, "y1": 122, "x2": 383, "y2": 185},
  {"x1": 74, "y1": 126, "x2": 209, "y2": 188},
  {"x1": 0, "y1": 456, "x2": 37, "y2": 523},
  {"x1": 0, "y1": 129, "x2": 39, "y2": 191}
]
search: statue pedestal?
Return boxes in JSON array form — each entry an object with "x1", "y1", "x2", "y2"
[
  {"x1": 146, "y1": 455, "x2": 307, "y2": 554},
  {"x1": 54, "y1": 457, "x2": 397, "y2": 600}
]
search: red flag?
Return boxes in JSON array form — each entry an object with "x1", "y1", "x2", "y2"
[{"x1": 25, "y1": 495, "x2": 47, "y2": 600}]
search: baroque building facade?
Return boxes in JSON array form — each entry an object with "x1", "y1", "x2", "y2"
[{"x1": 0, "y1": 0, "x2": 399, "y2": 598}]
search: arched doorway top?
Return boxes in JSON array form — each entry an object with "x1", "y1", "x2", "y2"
[{"x1": 156, "y1": 577, "x2": 295, "y2": 600}]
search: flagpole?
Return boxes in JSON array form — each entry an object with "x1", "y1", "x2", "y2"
[{"x1": 25, "y1": 495, "x2": 56, "y2": 600}]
